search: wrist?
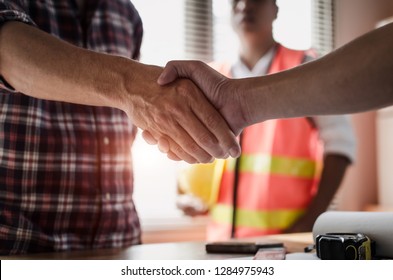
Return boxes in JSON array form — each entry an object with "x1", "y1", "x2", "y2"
[
  {"x1": 234, "y1": 77, "x2": 269, "y2": 127},
  {"x1": 114, "y1": 60, "x2": 163, "y2": 118},
  {"x1": 245, "y1": 72, "x2": 296, "y2": 124},
  {"x1": 86, "y1": 53, "x2": 128, "y2": 110},
  {"x1": 230, "y1": 79, "x2": 251, "y2": 131}
]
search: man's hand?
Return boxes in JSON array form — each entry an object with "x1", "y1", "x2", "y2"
[
  {"x1": 176, "y1": 194, "x2": 209, "y2": 217},
  {"x1": 157, "y1": 61, "x2": 248, "y2": 136},
  {"x1": 119, "y1": 64, "x2": 241, "y2": 163}
]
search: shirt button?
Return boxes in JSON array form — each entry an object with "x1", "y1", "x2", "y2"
[{"x1": 103, "y1": 137, "x2": 110, "y2": 145}]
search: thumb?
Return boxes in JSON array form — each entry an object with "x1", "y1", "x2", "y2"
[
  {"x1": 158, "y1": 60, "x2": 226, "y2": 101},
  {"x1": 158, "y1": 60, "x2": 209, "y2": 86},
  {"x1": 157, "y1": 61, "x2": 183, "y2": 86}
]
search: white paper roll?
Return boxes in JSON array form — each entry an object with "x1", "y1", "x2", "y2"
[{"x1": 312, "y1": 211, "x2": 393, "y2": 258}]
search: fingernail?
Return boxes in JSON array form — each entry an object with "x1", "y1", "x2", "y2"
[
  {"x1": 157, "y1": 73, "x2": 166, "y2": 85},
  {"x1": 229, "y1": 145, "x2": 241, "y2": 158}
]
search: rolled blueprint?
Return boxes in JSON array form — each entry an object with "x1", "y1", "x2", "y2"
[{"x1": 312, "y1": 211, "x2": 393, "y2": 258}]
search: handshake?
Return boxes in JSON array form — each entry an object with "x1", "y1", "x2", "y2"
[
  {"x1": 7, "y1": 20, "x2": 393, "y2": 164},
  {"x1": 133, "y1": 61, "x2": 251, "y2": 164}
]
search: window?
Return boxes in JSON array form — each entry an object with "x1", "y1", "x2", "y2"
[
  {"x1": 311, "y1": 0, "x2": 336, "y2": 55},
  {"x1": 131, "y1": 0, "x2": 186, "y2": 66},
  {"x1": 131, "y1": 0, "x2": 323, "y2": 232}
]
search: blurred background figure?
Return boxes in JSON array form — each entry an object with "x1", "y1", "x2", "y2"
[{"x1": 177, "y1": 0, "x2": 356, "y2": 241}]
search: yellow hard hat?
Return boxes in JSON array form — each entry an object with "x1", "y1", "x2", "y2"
[{"x1": 178, "y1": 159, "x2": 226, "y2": 207}]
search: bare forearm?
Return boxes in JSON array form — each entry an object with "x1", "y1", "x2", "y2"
[
  {"x1": 241, "y1": 23, "x2": 393, "y2": 125},
  {"x1": 0, "y1": 21, "x2": 240, "y2": 163},
  {"x1": 0, "y1": 21, "x2": 143, "y2": 110}
]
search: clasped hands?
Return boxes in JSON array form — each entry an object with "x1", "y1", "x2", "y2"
[{"x1": 130, "y1": 61, "x2": 248, "y2": 164}]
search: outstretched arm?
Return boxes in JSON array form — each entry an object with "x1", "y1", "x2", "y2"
[
  {"x1": 0, "y1": 21, "x2": 240, "y2": 163},
  {"x1": 158, "y1": 22, "x2": 393, "y2": 128}
]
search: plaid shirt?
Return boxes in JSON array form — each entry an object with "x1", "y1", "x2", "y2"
[{"x1": 0, "y1": 0, "x2": 143, "y2": 254}]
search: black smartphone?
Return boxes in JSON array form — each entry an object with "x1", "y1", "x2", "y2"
[{"x1": 205, "y1": 241, "x2": 284, "y2": 254}]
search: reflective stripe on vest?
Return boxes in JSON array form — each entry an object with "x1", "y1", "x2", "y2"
[
  {"x1": 208, "y1": 44, "x2": 323, "y2": 241},
  {"x1": 211, "y1": 204, "x2": 305, "y2": 230},
  {"x1": 225, "y1": 154, "x2": 317, "y2": 178}
]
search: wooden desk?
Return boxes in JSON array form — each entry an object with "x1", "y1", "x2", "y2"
[{"x1": 1, "y1": 233, "x2": 313, "y2": 260}]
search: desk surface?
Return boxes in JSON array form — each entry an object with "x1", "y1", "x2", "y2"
[{"x1": 1, "y1": 232, "x2": 313, "y2": 260}]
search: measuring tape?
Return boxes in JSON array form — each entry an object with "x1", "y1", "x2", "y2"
[{"x1": 316, "y1": 233, "x2": 374, "y2": 260}]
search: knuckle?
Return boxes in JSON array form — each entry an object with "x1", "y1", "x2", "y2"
[
  {"x1": 166, "y1": 60, "x2": 178, "y2": 68},
  {"x1": 204, "y1": 113, "x2": 221, "y2": 131},
  {"x1": 196, "y1": 129, "x2": 219, "y2": 149},
  {"x1": 175, "y1": 79, "x2": 193, "y2": 95},
  {"x1": 194, "y1": 133, "x2": 227, "y2": 163},
  {"x1": 193, "y1": 60, "x2": 204, "y2": 69},
  {"x1": 183, "y1": 141, "x2": 212, "y2": 163},
  {"x1": 155, "y1": 110, "x2": 173, "y2": 126},
  {"x1": 197, "y1": 132, "x2": 215, "y2": 147},
  {"x1": 211, "y1": 148, "x2": 226, "y2": 159},
  {"x1": 198, "y1": 136, "x2": 226, "y2": 159},
  {"x1": 172, "y1": 143, "x2": 184, "y2": 155},
  {"x1": 170, "y1": 105, "x2": 185, "y2": 118},
  {"x1": 187, "y1": 141, "x2": 202, "y2": 155}
]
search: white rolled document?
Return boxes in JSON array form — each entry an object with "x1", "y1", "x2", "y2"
[{"x1": 312, "y1": 211, "x2": 393, "y2": 258}]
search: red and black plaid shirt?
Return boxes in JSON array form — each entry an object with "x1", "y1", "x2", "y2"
[{"x1": 0, "y1": 0, "x2": 143, "y2": 254}]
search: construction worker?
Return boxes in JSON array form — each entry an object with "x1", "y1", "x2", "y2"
[{"x1": 177, "y1": 0, "x2": 356, "y2": 241}]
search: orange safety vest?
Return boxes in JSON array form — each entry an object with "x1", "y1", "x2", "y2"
[{"x1": 207, "y1": 44, "x2": 323, "y2": 241}]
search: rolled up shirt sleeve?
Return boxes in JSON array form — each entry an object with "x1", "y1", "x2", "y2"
[
  {"x1": 313, "y1": 115, "x2": 357, "y2": 163},
  {"x1": 0, "y1": 0, "x2": 36, "y2": 92}
]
